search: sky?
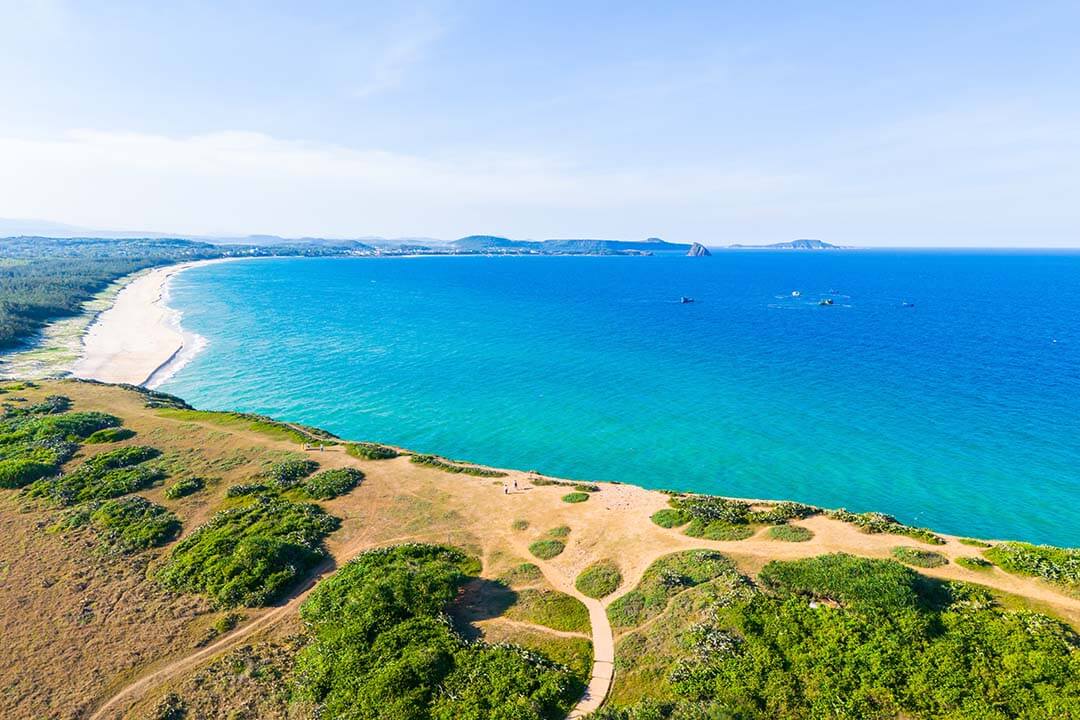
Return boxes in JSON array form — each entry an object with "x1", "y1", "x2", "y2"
[{"x1": 0, "y1": 1, "x2": 1078, "y2": 246}]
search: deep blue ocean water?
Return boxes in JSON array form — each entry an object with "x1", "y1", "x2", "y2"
[{"x1": 161, "y1": 252, "x2": 1080, "y2": 546}]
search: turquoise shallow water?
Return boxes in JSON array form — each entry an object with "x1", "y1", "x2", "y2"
[{"x1": 161, "y1": 253, "x2": 1080, "y2": 546}]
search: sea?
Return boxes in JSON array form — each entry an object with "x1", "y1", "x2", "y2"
[{"x1": 159, "y1": 251, "x2": 1080, "y2": 546}]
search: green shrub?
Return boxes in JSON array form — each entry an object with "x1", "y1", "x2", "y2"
[
  {"x1": 608, "y1": 550, "x2": 736, "y2": 628},
  {"x1": 956, "y1": 556, "x2": 993, "y2": 571},
  {"x1": 301, "y1": 467, "x2": 363, "y2": 499},
  {"x1": 410, "y1": 454, "x2": 508, "y2": 477},
  {"x1": 768, "y1": 525, "x2": 814, "y2": 542},
  {"x1": 575, "y1": 560, "x2": 623, "y2": 598},
  {"x1": 88, "y1": 496, "x2": 181, "y2": 553},
  {"x1": 164, "y1": 476, "x2": 205, "y2": 499},
  {"x1": 758, "y1": 553, "x2": 944, "y2": 612},
  {"x1": 546, "y1": 525, "x2": 571, "y2": 538},
  {"x1": 264, "y1": 457, "x2": 319, "y2": 489},
  {"x1": 345, "y1": 442, "x2": 399, "y2": 460},
  {"x1": 0, "y1": 456, "x2": 59, "y2": 489},
  {"x1": 500, "y1": 562, "x2": 543, "y2": 586},
  {"x1": 826, "y1": 508, "x2": 945, "y2": 545},
  {"x1": 751, "y1": 501, "x2": 820, "y2": 523},
  {"x1": 225, "y1": 482, "x2": 271, "y2": 498},
  {"x1": 85, "y1": 427, "x2": 136, "y2": 444},
  {"x1": 24, "y1": 445, "x2": 163, "y2": 505},
  {"x1": 958, "y1": 537, "x2": 991, "y2": 548},
  {"x1": 984, "y1": 542, "x2": 1080, "y2": 593},
  {"x1": 511, "y1": 518, "x2": 529, "y2": 531},
  {"x1": 651, "y1": 508, "x2": 690, "y2": 528},
  {"x1": 505, "y1": 588, "x2": 591, "y2": 632},
  {"x1": 573, "y1": 483, "x2": 601, "y2": 493},
  {"x1": 294, "y1": 543, "x2": 581, "y2": 719},
  {"x1": 684, "y1": 519, "x2": 755, "y2": 540},
  {"x1": 892, "y1": 546, "x2": 948, "y2": 568},
  {"x1": 562, "y1": 491, "x2": 589, "y2": 503},
  {"x1": 529, "y1": 539, "x2": 566, "y2": 560},
  {"x1": 157, "y1": 495, "x2": 339, "y2": 607},
  {"x1": 635, "y1": 555, "x2": 1080, "y2": 720}
]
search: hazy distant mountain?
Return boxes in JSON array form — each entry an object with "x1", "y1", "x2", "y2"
[
  {"x1": 450, "y1": 235, "x2": 690, "y2": 254},
  {"x1": 728, "y1": 239, "x2": 841, "y2": 250},
  {"x1": 0, "y1": 218, "x2": 176, "y2": 239}
]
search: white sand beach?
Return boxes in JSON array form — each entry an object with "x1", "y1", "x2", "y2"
[{"x1": 71, "y1": 258, "x2": 237, "y2": 388}]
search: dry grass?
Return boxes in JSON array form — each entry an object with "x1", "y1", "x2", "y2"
[{"x1": 1, "y1": 380, "x2": 1077, "y2": 720}]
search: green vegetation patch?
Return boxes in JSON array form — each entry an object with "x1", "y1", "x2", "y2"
[
  {"x1": 24, "y1": 445, "x2": 163, "y2": 505},
  {"x1": 958, "y1": 537, "x2": 992, "y2": 548},
  {"x1": 164, "y1": 476, "x2": 205, "y2": 499},
  {"x1": 410, "y1": 453, "x2": 509, "y2": 477},
  {"x1": 85, "y1": 427, "x2": 136, "y2": 444},
  {"x1": 651, "y1": 508, "x2": 690, "y2": 528},
  {"x1": 505, "y1": 588, "x2": 592, "y2": 633},
  {"x1": 344, "y1": 442, "x2": 399, "y2": 460},
  {"x1": 87, "y1": 496, "x2": 180, "y2": 553},
  {"x1": 608, "y1": 550, "x2": 736, "y2": 629},
  {"x1": 154, "y1": 408, "x2": 331, "y2": 445},
  {"x1": 827, "y1": 508, "x2": 945, "y2": 545},
  {"x1": 294, "y1": 543, "x2": 582, "y2": 720},
  {"x1": 600, "y1": 554, "x2": 1080, "y2": 720},
  {"x1": 500, "y1": 562, "x2": 543, "y2": 587},
  {"x1": 767, "y1": 524, "x2": 814, "y2": 542},
  {"x1": 511, "y1": 518, "x2": 529, "y2": 531},
  {"x1": 892, "y1": 546, "x2": 949, "y2": 568},
  {"x1": 684, "y1": 520, "x2": 755, "y2": 541},
  {"x1": 984, "y1": 542, "x2": 1080, "y2": 594},
  {"x1": 545, "y1": 525, "x2": 571, "y2": 538},
  {"x1": 0, "y1": 409, "x2": 121, "y2": 489},
  {"x1": 301, "y1": 467, "x2": 363, "y2": 499},
  {"x1": 264, "y1": 457, "x2": 319, "y2": 489},
  {"x1": 157, "y1": 495, "x2": 339, "y2": 607},
  {"x1": 225, "y1": 482, "x2": 271, "y2": 498},
  {"x1": 529, "y1": 539, "x2": 566, "y2": 560},
  {"x1": 956, "y1": 556, "x2": 993, "y2": 571},
  {"x1": 575, "y1": 560, "x2": 623, "y2": 599},
  {"x1": 562, "y1": 491, "x2": 590, "y2": 503}
]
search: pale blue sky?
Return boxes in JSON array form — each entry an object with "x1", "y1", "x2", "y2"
[{"x1": 1, "y1": 1, "x2": 1078, "y2": 245}]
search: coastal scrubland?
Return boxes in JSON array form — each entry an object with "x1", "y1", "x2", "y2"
[{"x1": 0, "y1": 380, "x2": 1077, "y2": 720}]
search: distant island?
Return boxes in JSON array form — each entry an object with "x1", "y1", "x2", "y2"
[{"x1": 728, "y1": 238, "x2": 842, "y2": 250}]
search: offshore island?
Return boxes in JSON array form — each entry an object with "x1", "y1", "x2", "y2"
[{"x1": 0, "y1": 236, "x2": 1077, "y2": 720}]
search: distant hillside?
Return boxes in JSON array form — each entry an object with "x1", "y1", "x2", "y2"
[
  {"x1": 728, "y1": 239, "x2": 841, "y2": 250},
  {"x1": 451, "y1": 235, "x2": 689, "y2": 254}
]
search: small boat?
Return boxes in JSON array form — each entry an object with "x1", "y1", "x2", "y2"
[
  {"x1": 818, "y1": 298, "x2": 834, "y2": 306},
  {"x1": 791, "y1": 290, "x2": 801, "y2": 297},
  {"x1": 901, "y1": 301, "x2": 915, "y2": 308},
  {"x1": 680, "y1": 296, "x2": 695, "y2": 304}
]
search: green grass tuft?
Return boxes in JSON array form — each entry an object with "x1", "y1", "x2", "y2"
[
  {"x1": 529, "y1": 539, "x2": 566, "y2": 560},
  {"x1": 891, "y1": 546, "x2": 949, "y2": 568},
  {"x1": 575, "y1": 560, "x2": 623, "y2": 598},
  {"x1": 562, "y1": 491, "x2": 590, "y2": 504},
  {"x1": 768, "y1": 525, "x2": 814, "y2": 542}
]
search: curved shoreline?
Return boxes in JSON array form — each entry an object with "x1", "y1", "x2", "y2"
[{"x1": 71, "y1": 257, "x2": 242, "y2": 388}]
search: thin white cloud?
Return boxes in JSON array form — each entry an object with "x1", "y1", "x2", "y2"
[{"x1": 351, "y1": 10, "x2": 444, "y2": 98}]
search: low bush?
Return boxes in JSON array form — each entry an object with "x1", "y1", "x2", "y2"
[
  {"x1": 984, "y1": 542, "x2": 1080, "y2": 593},
  {"x1": 562, "y1": 491, "x2": 590, "y2": 503},
  {"x1": 827, "y1": 508, "x2": 946, "y2": 545},
  {"x1": 758, "y1": 553, "x2": 944, "y2": 612},
  {"x1": 88, "y1": 496, "x2": 181, "y2": 553},
  {"x1": 157, "y1": 495, "x2": 339, "y2": 607},
  {"x1": 85, "y1": 427, "x2": 136, "y2": 443},
  {"x1": 575, "y1": 560, "x2": 623, "y2": 598},
  {"x1": 958, "y1": 537, "x2": 991, "y2": 548},
  {"x1": 573, "y1": 483, "x2": 601, "y2": 493},
  {"x1": 505, "y1": 588, "x2": 592, "y2": 632},
  {"x1": 892, "y1": 546, "x2": 948, "y2": 568},
  {"x1": 956, "y1": 556, "x2": 993, "y2": 571},
  {"x1": 501, "y1": 562, "x2": 543, "y2": 586},
  {"x1": 410, "y1": 453, "x2": 508, "y2": 477},
  {"x1": 608, "y1": 550, "x2": 736, "y2": 628},
  {"x1": 768, "y1": 525, "x2": 814, "y2": 542},
  {"x1": 301, "y1": 467, "x2": 363, "y2": 499},
  {"x1": 264, "y1": 457, "x2": 319, "y2": 489},
  {"x1": 529, "y1": 539, "x2": 566, "y2": 560},
  {"x1": 546, "y1": 525, "x2": 571, "y2": 538},
  {"x1": 294, "y1": 543, "x2": 582, "y2": 719},
  {"x1": 684, "y1": 519, "x2": 755, "y2": 541},
  {"x1": 344, "y1": 442, "x2": 398, "y2": 460},
  {"x1": 0, "y1": 410, "x2": 122, "y2": 489},
  {"x1": 24, "y1": 445, "x2": 164, "y2": 505},
  {"x1": 165, "y1": 476, "x2": 205, "y2": 499},
  {"x1": 511, "y1": 518, "x2": 529, "y2": 531},
  {"x1": 225, "y1": 482, "x2": 271, "y2": 498},
  {"x1": 651, "y1": 508, "x2": 690, "y2": 528}
]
